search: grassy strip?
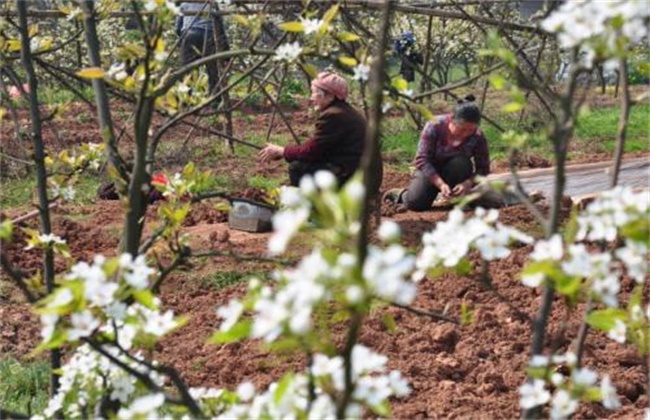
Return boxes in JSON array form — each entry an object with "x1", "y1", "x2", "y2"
[
  {"x1": 0, "y1": 358, "x2": 50, "y2": 416},
  {"x1": 382, "y1": 103, "x2": 650, "y2": 169}
]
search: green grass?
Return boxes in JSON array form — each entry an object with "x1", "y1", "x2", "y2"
[
  {"x1": 575, "y1": 104, "x2": 650, "y2": 152},
  {"x1": 0, "y1": 175, "x2": 102, "y2": 210},
  {"x1": 198, "y1": 271, "x2": 264, "y2": 290},
  {"x1": 0, "y1": 358, "x2": 50, "y2": 416},
  {"x1": 248, "y1": 174, "x2": 281, "y2": 191},
  {"x1": 380, "y1": 103, "x2": 650, "y2": 174}
]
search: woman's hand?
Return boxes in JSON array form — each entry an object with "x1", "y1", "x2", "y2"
[
  {"x1": 259, "y1": 143, "x2": 285, "y2": 162},
  {"x1": 437, "y1": 182, "x2": 452, "y2": 197},
  {"x1": 451, "y1": 180, "x2": 473, "y2": 197}
]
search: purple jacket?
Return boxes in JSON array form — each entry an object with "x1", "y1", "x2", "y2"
[{"x1": 414, "y1": 114, "x2": 490, "y2": 181}]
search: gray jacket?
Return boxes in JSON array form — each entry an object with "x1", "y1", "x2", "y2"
[{"x1": 178, "y1": 3, "x2": 213, "y2": 32}]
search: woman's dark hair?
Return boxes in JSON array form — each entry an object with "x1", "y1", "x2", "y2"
[{"x1": 453, "y1": 94, "x2": 481, "y2": 124}]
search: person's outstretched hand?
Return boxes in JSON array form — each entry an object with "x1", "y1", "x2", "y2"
[
  {"x1": 259, "y1": 143, "x2": 284, "y2": 163},
  {"x1": 451, "y1": 180, "x2": 473, "y2": 197},
  {"x1": 439, "y1": 182, "x2": 452, "y2": 198}
]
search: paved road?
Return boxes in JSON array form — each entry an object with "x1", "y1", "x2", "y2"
[{"x1": 489, "y1": 158, "x2": 649, "y2": 198}]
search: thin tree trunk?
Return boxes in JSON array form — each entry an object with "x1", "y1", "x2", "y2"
[
  {"x1": 79, "y1": 0, "x2": 128, "y2": 182},
  {"x1": 16, "y1": 0, "x2": 61, "y2": 394},
  {"x1": 610, "y1": 59, "x2": 630, "y2": 187}
]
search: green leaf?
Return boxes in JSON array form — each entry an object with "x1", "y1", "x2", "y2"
[
  {"x1": 322, "y1": 4, "x2": 339, "y2": 25},
  {"x1": 370, "y1": 401, "x2": 390, "y2": 417},
  {"x1": 381, "y1": 313, "x2": 397, "y2": 334},
  {"x1": 460, "y1": 302, "x2": 473, "y2": 325},
  {"x1": 0, "y1": 220, "x2": 13, "y2": 240},
  {"x1": 553, "y1": 273, "x2": 581, "y2": 300},
  {"x1": 586, "y1": 308, "x2": 627, "y2": 332},
  {"x1": 489, "y1": 73, "x2": 507, "y2": 90},
  {"x1": 208, "y1": 320, "x2": 251, "y2": 344},
  {"x1": 455, "y1": 258, "x2": 472, "y2": 276},
  {"x1": 34, "y1": 329, "x2": 67, "y2": 353},
  {"x1": 620, "y1": 218, "x2": 650, "y2": 244},
  {"x1": 414, "y1": 104, "x2": 433, "y2": 121},
  {"x1": 391, "y1": 77, "x2": 408, "y2": 92},
  {"x1": 278, "y1": 21, "x2": 304, "y2": 32},
  {"x1": 77, "y1": 67, "x2": 105, "y2": 79},
  {"x1": 502, "y1": 102, "x2": 523, "y2": 113},
  {"x1": 562, "y1": 207, "x2": 580, "y2": 244},
  {"x1": 301, "y1": 63, "x2": 319, "y2": 79},
  {"x1": 337, "y1": 31, "x2": 360, "y2": 42},
  {"x1": 338, "y1": 56, "x2": 358, "y2": 67},
  {"x1": 233, "y1": 14, "x2": 250, "y2": 27},
  {"x1": 132, "y1": 289, "x2": 156, "y2": 309},
  {"x1": 273, "y1": 373, "x2": 294, "y2": 404}
]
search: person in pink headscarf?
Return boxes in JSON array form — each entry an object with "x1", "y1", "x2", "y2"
[{"x1": 259, "y1": 72, "x2": 367, "y2": 187}]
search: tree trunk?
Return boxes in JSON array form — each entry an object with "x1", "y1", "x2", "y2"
[{"x1": 16, "y1": 0, "x2": 61, "y2": 394}]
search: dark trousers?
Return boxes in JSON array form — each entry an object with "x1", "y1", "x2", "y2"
[
  {"x1": 288, "y1": 161, "x2": 351, "y2": 187},
  {"x1": 181, "y1": 28, "x2": 218, "y2": 94},
  {"x1": 403, "y1": 155, "x2": 473, "y2": 211}
]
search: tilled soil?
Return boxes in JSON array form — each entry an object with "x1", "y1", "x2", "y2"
[
  {"x1": 1, "y1": 93, "x2": 648, "y2": 417},
  {"x1": 1, "y1": 188, "x2": 647, "y2": 418}
]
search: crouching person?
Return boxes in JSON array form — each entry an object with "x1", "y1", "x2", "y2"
[
  {"x1": 384, "y1": 95, "x2": 491, "y2": 211},
  {"x1": 258, "y1": 72, "x2": 367, "y2": 187}
]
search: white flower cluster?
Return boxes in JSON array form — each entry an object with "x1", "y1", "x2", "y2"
[
  {"x1": 49, "y1": 182, "x2": 76, "y2": 202},
  {"x1": 577, "y1": 187, "x2": 649, "y2": 243},
  {"x1": 144, "y1": 0, "x2": 180, "y2": 14},
  {"x1": 541, "y1": 0, "x2": 650, "y2": 68},
  {"x1": 274, "y1": 41, "x2": 303, "y2": 62},
  {"x1": 522, "y1": 188, "x2": 648, "y2": 300},
  {"x1": 414, "y1": 207, "x2": 533, "y2": 281},
  {"x1": 107, "y1": 62, "x2": 129, "y2": 82},
  {"x1": 299, "y1": 16, "x2": 324, "y2": 35},
  {"x1": 520, "y1": 352, "x2": 620, "y2": 418},
  {"x1": 25, "y1": 233, "x2": 66, "y2": 250},
  {"x1": 222, "y1": 174, "x2": 417, "y2": 342},
  {"x1": 353, "y1": 62, "x2": 371, "y2": 82},
  {"x1": 269, "y1": 171, "x2": 362, "y2": 255},
  {"x1": 38, "y1": 254, "x2": 176, "y2": 345},
  {"x1": 217, "y1": 345, "x2": 409, "y2": 419},
  {"x1": 38, "y1": 344, "x2": 165, "y2": 419}
]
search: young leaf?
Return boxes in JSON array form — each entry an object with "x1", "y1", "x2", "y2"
[
  {"x1": 77, "y1": 67, "x2": 106, "y2": 79},
  {"x1": 337, "y1": 32, "x2": 360, "y2": 42},
  {"x1": 278, "y1": 21, "x2": 304, "y2": 32},
  {"x1": 208, "y1": 320, "x2": 252, "y2": 343},
  {"x1": 338, "y1": 56, "x2": 358, "y2": 67},
  {"x1": 586, "y1": 308, "x2": 627, "y2": 332}
]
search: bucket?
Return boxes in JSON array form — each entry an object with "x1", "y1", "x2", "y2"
[{"x1": 228, "y1": 198, "x2": 275, "y2": 233}]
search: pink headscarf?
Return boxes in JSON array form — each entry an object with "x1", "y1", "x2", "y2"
[{"x1": 312, "y1": 72, "x2": 348, "y2": 101}]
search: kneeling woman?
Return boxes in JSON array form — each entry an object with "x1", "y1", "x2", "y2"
[{"x1": 387, "y1": 95, "x2": 490, "y2": 211}]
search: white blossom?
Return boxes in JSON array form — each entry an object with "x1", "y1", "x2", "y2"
[
  {"x1": 572, "y1": 368, "x2": 597, "y2": 387},
  {"x1": 607, "y1": 319, "x2": 626, "y2": 343},
  {"x1": 530, "y1": 234, "x2": 563, "y2": 261},
  {"x1": 68, "y1": 310, "x2": 100, "y2": 341},
  {"x1": 522, "y1": 272, "x2": 545, "y2": 288},
  {"x1": 217, "y1": 299, "x2": 244, "y2": 332},
  {"x1": 353, "y1": 63, "x2": 371, "y2": 82},
  {"x1": 274, "y1": 42, "x2": 302, "y2": 62},
  {"x1": 237, "y1": 382, "x2": 256, "y2": 402},
  {"x1": 600, "y1": 374, "x2": 620, "y2": 410},
  {"x1": 550, "y1": 389, "x2": 579, "y2": 419},
  {"x1": 118, "y1": 393, "x2": 165, "y2": 419},
  {"x1": 299, "y1": 17, "x2": 324, "y2": 35},
  {"x1": 519, "y1": 379, "x2": 551, "y2": 409},
  {"x1": 378, "y1": 220, "x2": 401, "y2": 242}
]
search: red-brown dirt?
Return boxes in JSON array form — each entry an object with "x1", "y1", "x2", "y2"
[{"x1": 1, "y1": 94, "x2": 648, "y2": 418}]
